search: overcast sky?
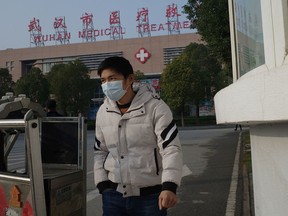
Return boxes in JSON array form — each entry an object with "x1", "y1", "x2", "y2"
[{"x1": 0, "y1": 0, "x2": 195, "y2": 50}]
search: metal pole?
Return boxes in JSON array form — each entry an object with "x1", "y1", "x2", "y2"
[
  {"x1": 80, "y1": 117, "x2": 87, "y2": 216},
  {"x1": 0, "y1": 132, "x2": 6, "y2": 171},
  {"x1": 25, "y1": 110, "x2": 47, "y2": 216},
  {"x1": 0, "y1": 119, "x2": 25, "y2": 129}
]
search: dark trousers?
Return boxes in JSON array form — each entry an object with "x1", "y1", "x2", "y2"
[
  {"x1": 102, "y1": 189, "x2": 167, "y2": 216},
  {"x1": 235, "y1": 124, "x2": 242, "y2": 130}
]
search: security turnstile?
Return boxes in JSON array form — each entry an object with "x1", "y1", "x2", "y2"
[{"x1": 0, "y1": 95, "x2": 87, "y2": 216}]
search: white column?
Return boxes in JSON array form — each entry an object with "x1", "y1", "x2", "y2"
[{"x1": 250, "y1": 122, "x2": 288, "y2": 216}]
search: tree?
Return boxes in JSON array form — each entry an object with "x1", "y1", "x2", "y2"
[
  {"x1": 183, "y1": 0, "x2": 232, "y2": 70},
  {"x1": 161, "y1": 43, "x2": 223, "y2": 126},
  {"x1": 184, "y1": 43, "x2": 223, "y2": 117},
  {"x1": 134, "y1": 70, "x2": 145, "y2": 81},
  {"x1": 0, "y1": 68, "x2": 14, "y2": 97},
  {"x1": 161, "y1": 55, "x2": 193, "y2": 126},
  {"x1": 47, "y1": 60, "x2": 93, "y2": 116},
  {"x1": 13, "y1": 67, "x2": 49, "y2": 105}
]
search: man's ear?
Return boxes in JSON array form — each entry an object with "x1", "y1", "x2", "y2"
[{"x1": 129, "y1": 74, "x2": 135, "y2": 83}]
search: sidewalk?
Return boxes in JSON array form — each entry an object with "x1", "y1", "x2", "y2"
[
  {"x1": 178, "y1": 124, "x2": 235, "y2": 130},
  {"x1": 241, "y1": 130, "x2": 254, "y2": 216}
]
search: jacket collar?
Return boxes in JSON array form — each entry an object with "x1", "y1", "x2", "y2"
[{"x1": 103, "y1": 84, "x2": 158, "y2": 112}]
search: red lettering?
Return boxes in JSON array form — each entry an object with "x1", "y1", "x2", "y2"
[
  {"x1": 94, "y1": 30, "x2": 99, "y2": 36},
  {"x1": 158, "y1": 24, "x2": 165, "y2": 31},
  {"x1": 87, "y1": 30, "x2": 92, "y2": 38},
  {"x1": 151, "y1": 24, "x2": 157, "y2": 31},
  {"x1": 173, "y1": 22, "x2": 182, "y2": 30},
  {"x1": 105, "y1": 28, "x2": 110, "y2": 35},
  {"x1": 42, "y1": 35, "x2": 48, "y2": 42},
  {"x1": 80, "y1": 13, "x2": 93, "y2": 28},
  {"x1": 56, "y1": 34, "x2": 62, "y2": 40},
  {"x1": 78, "y1": 31, "x2": 85, "y2": 38},
  {"x1": 29, "y1": 18, "x2": 42, "y2": 32},
  {"x1": 143, "y1": 24, "x2": 149, "y2": 32},
  {"x1": 136, "y1": 25, "x2": 141, "y2": 33},
  {"x1": 136, "y1": 8, "x2": 149, "y2": 22},
  {"x1": 112, "y1": 27, "x2": 119, "y2": 35},
  {"x1": 166, "y1": 22, "x2": 171, "y2": 29},
  {"x1": 133, "y1": 21, "x2": 192, "y2": 33},
  {"x1": 54, "y1": 17, "x2": 66, "y2": 29},
  {"x1": 110, "y1": 11, "x2": 120, "y2": 24},
  {"x1": 64, "y1": 32, "x2": 71, "y2": 39},
  {"x1": 34, "y1": 36, "x2": 41, "y2": 43},
  {"x1": 166, "y1": 4, "x2": 181, "y2": 18},
  {"x1": 49, "y1": 34, "x2": 56, "y2": 41},
  {"x1": 183, "y1": 21, "x2": 189, "y2": 28}
]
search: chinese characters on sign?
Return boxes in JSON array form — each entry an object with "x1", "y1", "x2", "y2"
[
  {"x1": 54, "y1": 16, "x2": 70, "y2": 44},
  {"x1": 109, "y1": 11, "x2": 124, "y2": 40},
  {"x1": 136, "y1": 4, "x2": 191, "y2": 36},
  {"x1": 28, "y1": 3, "x2": 192, "y2": 46},
  {"x1": 81, "y1": 13, "x2": 93, "y2": 28},
  {"x1": 78, "y1": 11, "x2": 125, "y2": 40},
  {"x1": 136, "y1": 8, "x2": 149, "y2": 22},
  {"x1": 29, "y1": 16, "x2": 71, "y2": 46},
  {"x1": 166, "y1": 3, "x2": 181, "y2": 18},
  {"x1": 136, "y1": 7, "x2": 151, "y2": 37},
  {"x1": 80, "y1": 12, "x2": 96, "y2": 42},
  {"x1": 28, "y1": 17, "x2": 41, "y2": 32},
  {"x1": 165, "y1": 3, "x2": 181, "y2": 35},
  {"x1": 110, "y1": 11, "x2": 120, "y2": 24},
  {"x1": 28, "y1": 17, "x2": 44, "y2": 46},
  {"x1": 54, "y1": 17, "x2": 66, "y2": 29}
]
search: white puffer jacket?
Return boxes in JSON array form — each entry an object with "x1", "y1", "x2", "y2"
[{"x1": 94, "y1": 84, "x2": 182, "y2": 197}]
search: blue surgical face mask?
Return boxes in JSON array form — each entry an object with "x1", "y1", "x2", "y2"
[{"x1": 101, "y1": 80, "x2": 127, "y2": 101}]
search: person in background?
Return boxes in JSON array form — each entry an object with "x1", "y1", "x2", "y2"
[
  {"x1": 94, "y1": 56, "x2": 183, "y2": 216},
  {"x1": 234, "y1": 124, "x2": 242, "y2": 131},
  {"x1": 45, "y1": 99, "x2": 62, "y2": 117}
]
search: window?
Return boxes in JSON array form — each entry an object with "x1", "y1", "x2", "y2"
[
  {"x1": 78, "y1": 52, "x2": 123, "y2": 70},
  {"x1": 42, "y1": 57, "x2": 76, "y2": 74},
  {"x1": 163, "y1": 47, "x2": 186, "y2": 65},
  {"x1": 43, "y1": 62, "x2": 56, "y2": 74},
  {"x1": 5, "y1": 61, "x2": 14, "y2": 72},
  {"x1": 234, "y1": 0, "x2": 265, "y2": 76}
]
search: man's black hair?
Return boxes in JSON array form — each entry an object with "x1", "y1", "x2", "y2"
[
  {"x1": 46, "y1": 99, "x2": 57, "y2": 110},
  {"x1": 97, "y1": 56, "x2": 134, "y2": 79}
]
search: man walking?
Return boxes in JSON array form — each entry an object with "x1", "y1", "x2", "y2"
[{"x1": 94, "y1": 56, "x2": 183, "y2": 216}]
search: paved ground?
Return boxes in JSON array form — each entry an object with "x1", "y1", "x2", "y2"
[{"x1": 86, "y1": 126, "x2": 245, "y2": 216}]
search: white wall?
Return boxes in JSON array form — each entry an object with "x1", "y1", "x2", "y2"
[
  {"x1": 250, "y1": 123, "x2": 288, "y2": 216},
  {"x1": 214, "y1": 63, "x2": 288, "y2": 125},
  {"x1": 215, "y1": 0, "x2": 288, "y2": 215}
]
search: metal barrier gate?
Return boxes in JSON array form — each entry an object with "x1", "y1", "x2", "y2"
[{"x1": 0, "y1": 94, "x2": 87, "y2": 216}]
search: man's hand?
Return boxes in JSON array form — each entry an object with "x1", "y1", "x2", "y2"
[{"x1": 158, "y1": 190, "x2": 177, "y2": 210}]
